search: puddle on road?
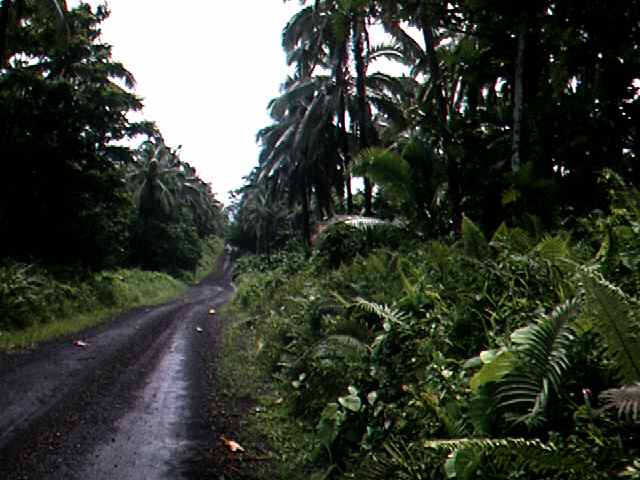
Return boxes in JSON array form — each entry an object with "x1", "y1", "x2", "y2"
[{"x1": 76, "y1": 322, "x2": 194, "y2": 480}]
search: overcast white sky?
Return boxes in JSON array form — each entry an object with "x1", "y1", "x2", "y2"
[{"x1": 72, "y1": 1, "x2": 301, "y2": 204}]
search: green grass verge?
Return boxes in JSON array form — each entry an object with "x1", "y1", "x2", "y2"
[
  {"x1": 0, "y1": 269, "x2": 187, "y2": 352},
  {"x1": 217, "y1": 307, "x2": 316, "y2": 480},
  {"x1": 0, "y1": 236, "x2": 225, "y2": 352},
  {"x1": 193, "y1": 236, "x2": 225, "y2": 283}
]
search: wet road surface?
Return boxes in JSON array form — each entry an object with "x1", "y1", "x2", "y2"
[{"x1": 0, "y1": 256, "x2": 234, "y2": 479}]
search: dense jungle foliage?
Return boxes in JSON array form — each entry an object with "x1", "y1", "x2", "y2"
[
  {"x1": 226, "y1": 178, "x2": 640, "y2": 479},
  {"x1": 0, "y1": 1, "x2": 224, "y2": 334},
  {"x1": 224, "y1": 0, "x2": 640, "y2": 478}
]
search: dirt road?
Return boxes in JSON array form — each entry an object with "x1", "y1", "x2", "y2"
[{"x1": 0, "y1": 255, "x2": 234, "y2": 479}]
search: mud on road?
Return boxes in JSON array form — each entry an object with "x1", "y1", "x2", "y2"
[{"x1": 0, "y1": 255, "x2": 235, "y2": 480}]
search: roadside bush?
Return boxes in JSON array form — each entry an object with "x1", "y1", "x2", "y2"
[
  {"x1": 193, "y1": 236, "x2": 225, "y2": 282},
  {"x1": 313, "y1": 222, "x2": 409, "y2": 269},
  {"x1": 0, "y1": 261, "x2": 185, "y2": 343},
  {"x1": 226, "y1": 216, "x2": 640, "y2": 480},
  {"x1": 233, "y1": 245, "x2": 308, "y2": 279},
  {"x1": 0, "y1": 262, "x2": 74, "y2": 329}
]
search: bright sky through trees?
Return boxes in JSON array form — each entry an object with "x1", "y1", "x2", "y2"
[{"x1": 70, "y1": 1, "x2": 301, "y2": 204}]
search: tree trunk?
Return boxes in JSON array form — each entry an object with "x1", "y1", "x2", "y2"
[
  {"x1": 0, "y1": 0, "x2": 13, "y2": 67},
  {"x1": 421, "y1": 16, "x2": 463, "y2": 234},
  {"x1": 511, "y1": 23, "x2": 526, "y2": 173},
  {"x1": 339, "y1": 91, "x2": 353, "y2": 213},
  {"x1": 335, "y1": 40, "x2": 353, "y2": 213},
  {"x1": 301, "y1": 180, "x2": 311, "y2": 252},
  {"x1": 352, "y1": 13, "x2": 373, "y2": 215}
]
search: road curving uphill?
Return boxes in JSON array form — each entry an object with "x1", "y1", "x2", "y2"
[{"x1": 0, "y1": 255, "x2": 234, "y2": 480}]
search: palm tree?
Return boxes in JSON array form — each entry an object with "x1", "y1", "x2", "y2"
[
  {"x1": 126, "y1": 138, "x2": 182, "y2": 217},
  {"x1": 257, "y1": 77, "x2": 337, "y2": 247},
  {"x1": 284, "y1": 0, "x2": 382, "y2": 215}
]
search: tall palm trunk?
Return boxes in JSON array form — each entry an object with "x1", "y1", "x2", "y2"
[
  {"x1": 421, "y1": 14, "x2": 463, "y2": 234},
  {"x1": 301, "y1": 178, "x2": 312, "y2": 251},
  {"x1": 352, "y1": 13, "x2": 373, "y2": 215},
  {"x1": 511, "y1": 23, "x2": 526, "y2": 173},
  {"x1": 338, "y1": 91, "x2": 353, "y2": 212},
  {"x1": 335, "y1": 41, "x2": 353, "y2": 213}
]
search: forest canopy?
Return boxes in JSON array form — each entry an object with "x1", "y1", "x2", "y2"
[
  {"x1": 229, "y1": 0, "x2": 640, "y2": 252},
  {"x1": 0, "y1": 1, "x2": 224, "y2": 273}
]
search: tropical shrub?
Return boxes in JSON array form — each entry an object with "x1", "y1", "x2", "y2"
[{"x1": 225, "y1": 211, "x2": 640, "y2": 480}]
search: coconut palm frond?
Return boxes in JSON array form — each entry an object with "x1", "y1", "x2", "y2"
[{"x1": 367, "y1": 43, "x2": 408, "y2": 65}]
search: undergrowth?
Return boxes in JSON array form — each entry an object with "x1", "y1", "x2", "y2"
[
  {"x1": 0, "y1": 266, "x2": 186, "y2": 351},
  {"x1": 221, "y1": 200, "x2": 640, "y2": 480},
  {"x1": 0, "y1": 236, "x2": 224, "y2": 351}
]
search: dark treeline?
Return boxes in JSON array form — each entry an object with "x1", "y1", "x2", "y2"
[
  {"x1": 0, "y1": 1, "x2": 224, "y2": 275},
  {"x1": 229, "y1": 0, "x2": 640, "y2": 252}
]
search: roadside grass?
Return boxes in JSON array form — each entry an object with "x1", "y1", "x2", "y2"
[
  {"x1": 0, "y1": 269, "x2": 187, "y2": 352},
  {"x1": 0, "y1": 236, "x2": 225, "y2": 352},
  {"x1": 193, "y1": 236, "x2": 225, "y2": 283},
  {"x1": 217, "y1": 307, "x2": 316, "y2": 480}
]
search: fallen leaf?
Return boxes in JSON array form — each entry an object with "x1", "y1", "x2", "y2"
[
  {"x1": 74, "y1": 340, "x2": 89, "y2": 348},
  {"x1": 221, "y1": 435, "x2": 245, "y2": 452}
]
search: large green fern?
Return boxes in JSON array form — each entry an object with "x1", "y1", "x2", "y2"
[
  {"x1": 358, "y1": 438, "x2": 438, "y2": 480},
  {"x1": 494, "y1": 299, "x2": 579, "y2": 425},
  {"x1": 582, "y1": 270, "x2": 640, "y2": 384},
  {"x1": 423, "y1": 436, "x2": 589, "y2": 477},
  {"x1": 461, "y1": 216, "x2": 490, "y2": 260}
]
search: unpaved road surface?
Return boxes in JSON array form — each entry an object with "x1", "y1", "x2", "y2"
[{"x1": 0, "y1": 256, "x2": 234, "y2": 479}]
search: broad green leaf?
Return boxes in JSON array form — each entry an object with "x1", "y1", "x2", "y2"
[
  {"x1": 444, "y1": 452, "x2": 457, "y2": 478},
  {"x1": 480, "y1": 348, "x2": 505, "y2": 364},
  {"x1": 470, "y1": 351, "x2": 516, "y2": 392},
  {"x1": 338, "y1": 394, "x2": 362, "y2": 412}
]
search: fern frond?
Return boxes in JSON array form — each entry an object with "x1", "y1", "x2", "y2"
[
  {"x1": 462, "y1": 216, "x2": 490, "y2": 260},
  {"x1": 354, "y1": 297, "x2": 410, "y2": 328},
  {"x1": 424, "y1": 436, "x2": 554, "y2": 452},
  {"x1": 532, "y1": 234, "x2": 573, "y2": 267},
  {"x1": 582, "y1": 271, "x2": 640, "y2": 383},
  {"x1": 310, "y1": 334, "x2": 369, "y2": 359},
  {"x1": 342, "y1": 216, "x2": 391, "y2": 230},
  {"x1": 425, "y1": 436, "x2": 596, "y2": 477},
  {"x1": 600, "y1": 383, "x2": 640, "y2": 422},
  {"x1": 426, "y1": 437, "x2": 555, "y2": 476},
  {"x1": 359, "y1": 438, "x2": 433, "y2": 480},
  {"x1": 495, "y1": 299, "x2": 579, "y2": 425}
]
